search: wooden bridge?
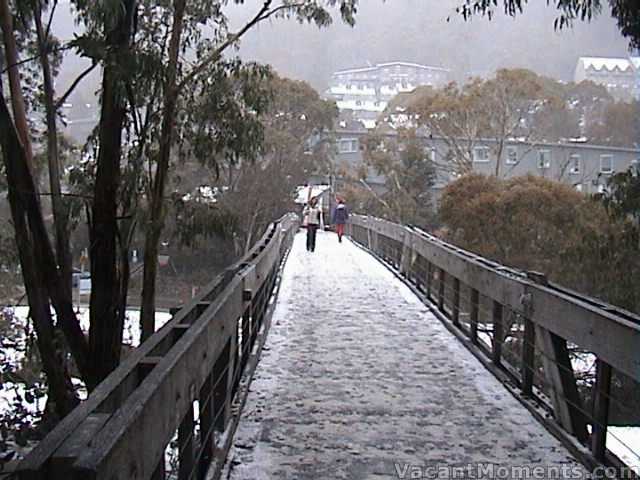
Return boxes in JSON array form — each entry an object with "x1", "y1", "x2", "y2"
[{"x1": 15, "y1": 214, "x2": 640, "y2": 479}]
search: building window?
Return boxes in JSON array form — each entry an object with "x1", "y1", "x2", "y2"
[
  {"x1": 538, "y1": 149, "x2": 551, "y2": 169},
  {"x1": 569, "y1": 154, "x2": 581, "y2": 174},
  {"x1": 338, "y1": 138, "x2": 358, "y2": 153},
  {"x1": 506, "y1": 146, "x2": 518, "y2": 165},
  {"x1": 473, "y1": 146, "x2": 490, "y2": 163},
  {"x1": 600, "y1": 154, "x2": 613, "y2": 174}
]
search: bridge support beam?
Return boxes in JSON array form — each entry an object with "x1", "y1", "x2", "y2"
[
  {"x1": 536, "y1": 326, "x2": 589, "y2": 443},
  {"x1": 399, "y1": 232, "x2": 415, "y2": 279},
  {"x1": 470, "y1": 289, "x2": 479, "y2": 345},
  {"x1": 591, "y1": 359, "x2": 612, "y2": 461}
]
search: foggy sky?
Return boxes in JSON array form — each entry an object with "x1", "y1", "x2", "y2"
[
  {"x1": 49, "y1": 0, "x2": 632, "y2": 103},
  {"x1": 234, "y1": 0, "x2": 631, "y2": 91}
]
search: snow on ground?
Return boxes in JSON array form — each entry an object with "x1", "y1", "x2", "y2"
[
  {"x1": 223, "y1": 231, "x2": 593, "y2": 479},
  {"x1": 0, "y1": 305, "x2": 172, "y2": 419},
  {"x1": 607, "y1": 427, "x2": 640, "y2": 474}
]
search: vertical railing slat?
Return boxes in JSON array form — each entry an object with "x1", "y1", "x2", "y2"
[
  {"x1": 492, "y1": 301, "x2": 503, "y2": 365},
  {"x1": 452, "y1": 278, "x2": 460, "y2": 327},
  {"x1": 470, "y1": 289, "x2": 479, "y2": 345},
  {"x1": 591, "y1": 359, "x2": 612, "y2": 461}
]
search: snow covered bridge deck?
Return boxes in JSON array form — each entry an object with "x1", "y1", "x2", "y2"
[
  {"x1": 16, "y1": 215, "x2": 639, "y2": 480},
  {"x1": 224, "y1": 231, "x2": 586, "y2": 479}
]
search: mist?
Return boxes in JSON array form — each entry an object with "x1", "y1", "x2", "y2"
[{"x1": 234, "y1": 0, "x2": 631, "y2": 91}]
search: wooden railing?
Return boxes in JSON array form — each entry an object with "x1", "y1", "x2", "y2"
[
  {"x1": 348, "y1": 215, "x2": 640, "y2": 474},
  {"x1": 16, "y1": 213, "x2": 300, "y2": 480}
]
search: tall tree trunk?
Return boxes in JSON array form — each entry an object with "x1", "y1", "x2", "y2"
[
  {"x1": 0, "y1": 0, "x2": 33, "y2": 162},
  {"x1": 0, "y1": 92, "x2": 79, "y2": 417},
  {"x1": 88, "y1": 0, "x2": 137, "y2": 386},
  {"x1": 33, "y1": 0, "x2": 73, "y2": 297},
  {"x1": 140, "y1": 0, "x2": 187, "y2": 341},
  {"x1": 0, "y1": 0, "x2": 92, "y2": 390}
]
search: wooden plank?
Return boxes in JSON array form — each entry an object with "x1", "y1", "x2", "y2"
[
  {"x1": 470, "y1": 289, "x2": 479, "y2": 345},
  {"x1": 178, "y1": 405, "x2": 195, "y2": 480},
  {"x1": 198, "y1": 372, "x2": 214, "y2": 479},
  {"x1": 492, "y1": 301, "x2": 503, "y2": 366},
  {"x1": 350, "y1": 216, "x2": 640, "y2": 383},
  {"x1": 16, "y1": 214, "x2": 297, "y2": 479},
  {"x1": 437, "y1": 268, "x2": 445, "y2": 311},
  {"x1": 452, "y1": 277, "x2": 460, "y2": 326},
  {"x1": 535, "y1": 326, "x2": 589, "y2": 443},
  {"x1": 521, "y1": 318, "x2": 535, "y2": 397},
  {"x1": 591, "y1": 359, "x2": 612, "y2": 461},
  {"x1": 71, "y1": 282, "x2": 244, "y2": 480},
  {"x1": 527, "y1": 286, "x2": 640, "y2": 382},
  {"x1": 49, "y1": 414, "x2": 110, "y2": 478}
]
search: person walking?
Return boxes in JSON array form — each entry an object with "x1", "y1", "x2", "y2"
[
  {"x1": 303, "y1": 197, "x2": 321, "y2": 252},
  {"x1": 331, "y1": 197, "x2": 349, "y2": 243}
]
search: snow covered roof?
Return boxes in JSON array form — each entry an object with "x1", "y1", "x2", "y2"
[
  {"x1": 578, "y1": 56, "x2": 635, "y2": 72},
  {"x1": 295, "y1": 185, "x2": 330, "y2": 204},
  {"x1": 333, "y1": 61, "x2": 449, "y2": 76}
]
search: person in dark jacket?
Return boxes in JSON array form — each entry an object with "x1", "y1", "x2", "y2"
[{"x1": 331, "y1": 197, "x2": 349, "y2": 243}]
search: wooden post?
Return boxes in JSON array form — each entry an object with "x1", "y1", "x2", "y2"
[
  {"x1": 213, "y1": 340, "x2": 231, "y2": 433},
  {"x1": 151, "y1": 452, "x2": 166, "y2": 480},
  {"x1": 470, "y1": 289, "x2": 479, "y2": 344},
  {"x1": 591, "y1": 359, "x2": 612, "y2": 461},
  {"x1": 178, "y1": 405, "x2": 194, "y2": 480},
  {"x1": 399, "y1": 234, "x2": 412, "y2": 278},
  {"x1": 452, "y1": 278, "x2": 460, "y2": 326},
  {"x1": 437, "y1": 268, "x2": 445, "y2": 311},
  {"x1": 521, "y1": 318, "x2": 535, "y2": 397},
  {"x1": 198, "y1": 373, "x2": 214, "y2": 479},
  {"x1": 535, "y1": 326, "x2": 589, "y2": 443},
  {"x1": 492, "y1": 301, "x2": 503, "y2": 365}
]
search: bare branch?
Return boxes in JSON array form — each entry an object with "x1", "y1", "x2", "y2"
[{"x1": 55, "y1": 62, "x2": 98, "y2": 110}]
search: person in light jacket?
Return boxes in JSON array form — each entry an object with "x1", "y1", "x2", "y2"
[
  {"x1": 331, "y1": 197, "x2": 349, "y2": 243},
  {"x1": 303, "y1": 197, "x2": 321, "y2": 252}
]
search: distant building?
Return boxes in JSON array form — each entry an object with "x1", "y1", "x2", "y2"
[
  {"x1": 325, "y1": 62, "x2": 450, "y2": 129},
  {"x1": 332, "y1": 129, "x2": 640, "y2": 198},
  {"x1": 574, "y1": 56, "x2": 640, "y2": 101}
]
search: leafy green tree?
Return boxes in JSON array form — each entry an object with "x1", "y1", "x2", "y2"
[
  {"x1": 398, "y1": 69, "x2": 579, "y2": 176},
  {"x1": 0, "y1": 0, "x2": 359, "y2": 419},
  {"x1": 356, "y1": 128, "x2": 437, "y2": 227},
  {"x1": 456, "y1": 0, "x2": 640, "y2": 50},
  {"x1": 176, "y1": 73, "x2": 337, "y2": 255},
  {"x1": 586, "y1": 100, "x2": 640, "y2": 148}
]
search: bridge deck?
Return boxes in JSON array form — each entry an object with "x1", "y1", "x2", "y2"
[{"x1": 224, "y1": 231, "x2": 586, "y2": 479}]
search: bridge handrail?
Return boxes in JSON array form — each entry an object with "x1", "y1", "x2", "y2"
[
  {"x1": 17, "y1": 212, "x2": 300, "y2": 480},
  {"x1": 348, "y1": 214, "x2": 640, "y2": 470}
]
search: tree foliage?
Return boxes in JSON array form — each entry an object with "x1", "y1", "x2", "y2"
[
  {"x1": 172, "y1": 73, "x2": 338, "y2": 255},
  {"x1": 387, "y1": 69, "x2": 637, "y2": 178},
  {"x1": 456, "y1": 0, "x2": 640, "y2": 50},
  {"x1": 440, "y1": 174, "x2": 640, "y2": 312},
  {"x1": 348, "y1": 128, "x2": 436, "y2": 228}
]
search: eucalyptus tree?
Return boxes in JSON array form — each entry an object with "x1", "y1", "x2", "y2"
[
  {"x1": 0, "y1": 0, "x2": 358, "y2": 418},
  {"x1": 136, "y1": 0, "x2": 356, "y2": 340},
  {"x1": 457, "y1": 0, "x2": 639, "y2": 49}
]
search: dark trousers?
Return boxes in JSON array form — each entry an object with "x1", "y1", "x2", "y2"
[{"x1": 306, "y1": 224, "x2": 318, "y2": 252}]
